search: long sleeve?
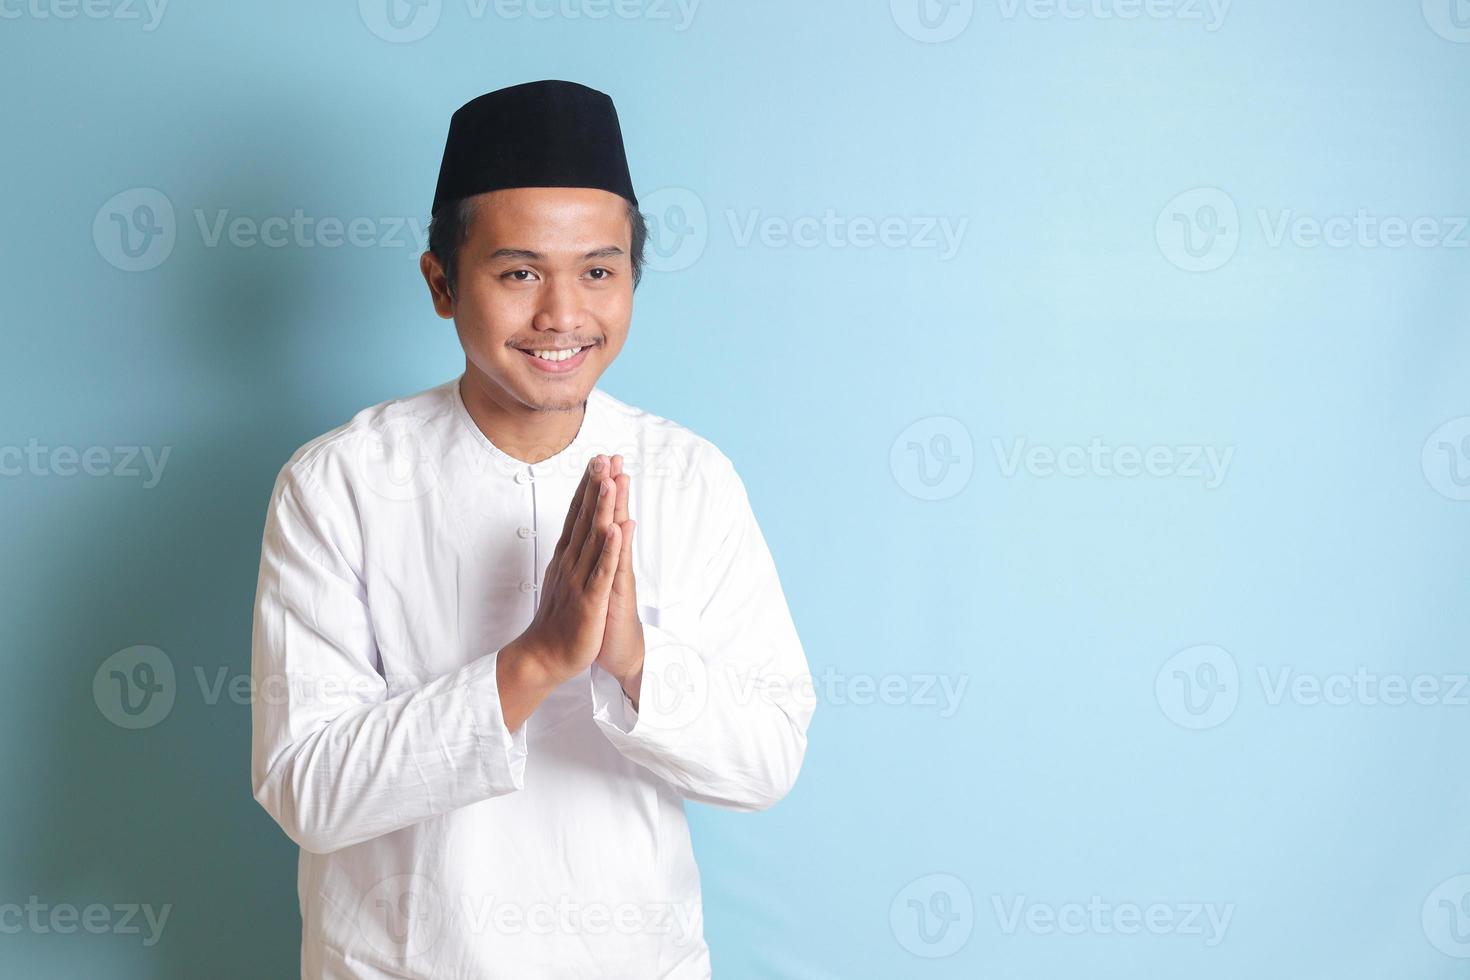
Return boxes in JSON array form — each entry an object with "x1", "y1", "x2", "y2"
[
  {"x1": 589, "y1": 455, "x2": 816, "y2": 811},
  {"x1": 249, "y1": 462, "x2": 528, "y2": 855}
]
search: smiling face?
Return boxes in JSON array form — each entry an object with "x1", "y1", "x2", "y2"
[{"x1": 420, "y1": 186, "x2": 634, "y2": 416}]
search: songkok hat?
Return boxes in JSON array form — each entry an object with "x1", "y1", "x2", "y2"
[{"x1": 430, "y1": 79, "x2": 638, "y2": 216}]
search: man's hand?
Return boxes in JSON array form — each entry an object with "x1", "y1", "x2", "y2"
[
  {"x1": 512, "y1": 454, "x2": 623, "y2": 686},
  {"x1": 594, "y1": 454, "x2": 645, "y2": 710}
]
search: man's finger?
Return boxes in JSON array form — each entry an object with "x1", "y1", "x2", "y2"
[
  {"x1": 577, "y1": 475, "x2": 617, "y2": 584},
  {"x1": 613, "y1": 472, "x2": 629, "y2": 526},
  {"x1": 555, "y1": 457, "x2": 595, "y2": 554},
  {"x1": 617, "y1": 518, "x2": 636, "y2": 587},
  {"x1": 567, "y1": 456, "x2": 607, "y2": 564},
  {"x1": 585, "y1": 520, "x2": 621, "y2": 593}
]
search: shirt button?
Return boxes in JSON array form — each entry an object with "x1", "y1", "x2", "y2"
[
  {"x1": 517, "y1": 526, "x2": 535, "y2": 539},
  {"x1": 513, "y1": 469, "x2": 533, "y2": 485},
  {"x1": 519, "y1": 581, "x2": 536, "y2": 593}
]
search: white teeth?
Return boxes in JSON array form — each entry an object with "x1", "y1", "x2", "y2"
[{"x1": 528, "y1": 346, "x2": 584, "y2": 362}]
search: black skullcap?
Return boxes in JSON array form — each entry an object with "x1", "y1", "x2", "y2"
[{"x1": 430, "y1": 79, "x2": 637, "y2": 216}]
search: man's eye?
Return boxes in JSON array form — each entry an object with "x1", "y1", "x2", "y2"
[
  {"x1": 587, "y1": 267, "x2": 613, "y2": 280},
  {"x1": 503, "y1": 270, "x2": 535, "y2": 282}
]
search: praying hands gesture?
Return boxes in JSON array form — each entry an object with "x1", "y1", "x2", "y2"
[
  {"x1": 497, "y1": 454, "x2": 646, "y2": 732},
  {"x1": 593, "y1": 454, "x2": 646, "y2": 708}
]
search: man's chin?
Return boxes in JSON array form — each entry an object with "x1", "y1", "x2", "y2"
[
  {"x1": 513, "y1": 359, "x2": 602, "y2": 408},
  {"x1": 513, "y1": 379, "x2": 592, "y2": 414},
  {"x1": 528, "y1": 393, "x2": 588, "y2": 413}
]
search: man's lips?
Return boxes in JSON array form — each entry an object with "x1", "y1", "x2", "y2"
[{"x1": 517, "y1": 342, "x2": 596, "y2": 374}]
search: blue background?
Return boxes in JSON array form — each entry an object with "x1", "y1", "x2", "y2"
[{"x1": 4, "y1": 0, "x2": 1470, "y2": 976}]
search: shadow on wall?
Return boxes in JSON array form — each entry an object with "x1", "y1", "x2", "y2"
[{"x1": 25, "y1": 103, "x2": 384, "y2": 979}]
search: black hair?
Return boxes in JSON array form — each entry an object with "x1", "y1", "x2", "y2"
[{"x1": 427, "y1": 195, "x2": 648, "y2": 301}]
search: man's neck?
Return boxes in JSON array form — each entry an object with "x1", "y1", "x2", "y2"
[{"x1": 458, "y1": 371, "x2": 586, "y2": 465}]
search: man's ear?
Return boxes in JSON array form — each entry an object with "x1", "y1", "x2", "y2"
[{"x1": 419, "y1": 251, "x2": 455, "y2": 319}]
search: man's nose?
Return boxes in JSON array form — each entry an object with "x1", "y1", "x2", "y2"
[{"x1": 532, "y1": 275, "x2": 582, "y2": 333}]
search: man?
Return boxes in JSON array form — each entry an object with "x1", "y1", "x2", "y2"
[{"x1": 249, "y1": 79, "x2": 816, "y2": 979}]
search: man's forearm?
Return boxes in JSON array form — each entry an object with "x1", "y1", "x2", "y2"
[
  {"x1": 496, "y1": 636, "x2": 564, "y2": 734},
  {"x1": 619, "y1": 665, "x2": 643, "y2": 712}
]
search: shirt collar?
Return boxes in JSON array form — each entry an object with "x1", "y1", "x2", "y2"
[{"x1": 449, "y1": 371, "x2": 610, "y2": 481}]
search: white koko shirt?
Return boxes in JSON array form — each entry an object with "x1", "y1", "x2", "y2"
[{"x1": 249, "y1": 374, "x2": 815, "y2": 980}]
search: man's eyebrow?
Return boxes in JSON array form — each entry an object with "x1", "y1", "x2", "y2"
[{"x1": 488, "y1": 246, "x2": 626, "y2": 261}]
